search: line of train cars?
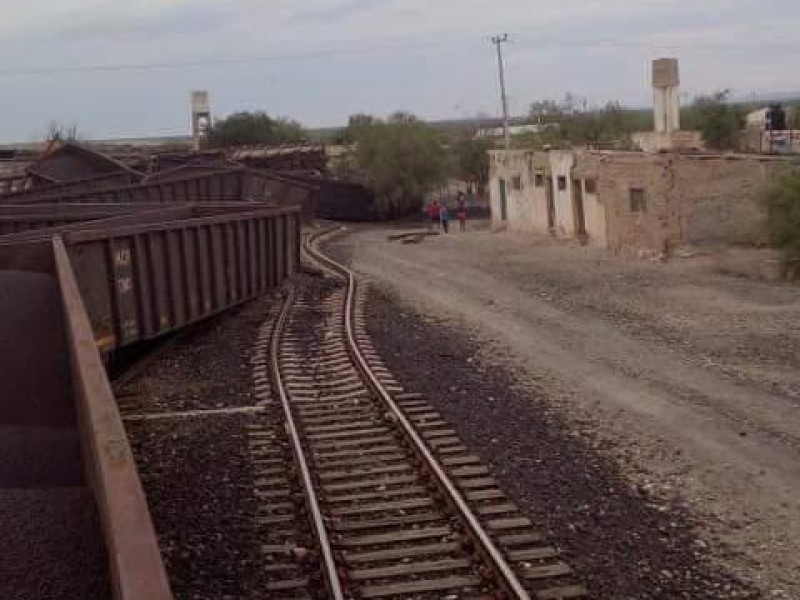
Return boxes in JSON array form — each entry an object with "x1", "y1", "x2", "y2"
[{"x1": 0, "y1": 141, "x2": 379, "y2": 221}]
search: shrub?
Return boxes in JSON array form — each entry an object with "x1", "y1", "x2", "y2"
[
  {"x1": 763, "y1": 172, "x2": 800, "y2": 277},
  {"x1": 686, "y1": 90, "x2": 746, "y2": 151}
]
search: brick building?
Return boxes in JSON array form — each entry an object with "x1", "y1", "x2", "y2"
[{"x1": 489, "y1": 148, "x2": 800, "y2": 254}]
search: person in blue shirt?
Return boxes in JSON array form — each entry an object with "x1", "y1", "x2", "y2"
[{"x1": 439, "y1": 203, "x2": 450, "y2": 233}]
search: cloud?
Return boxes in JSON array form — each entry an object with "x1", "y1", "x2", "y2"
[
  {"x1": 10, "y1": 1, "x2": 229, "y2": 42},
  {"x1": 0, "y1": 0, "x2": 797, "y2": 141}
]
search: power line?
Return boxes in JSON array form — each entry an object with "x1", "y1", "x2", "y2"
[
  {"x1": 511, "y1": 37, "x2": 800, "y2": 51},
  {"x1": 0, "y1": 36, "x2": 796, "y2": 78},
  {"x1": 0, "y1": 38, "x2": 471, "y2": 77}
]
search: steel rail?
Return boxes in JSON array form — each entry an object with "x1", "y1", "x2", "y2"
[
  {"x1": 304, "y1": 227, "x2": 532, "y2": 600},
  {"x1": 268, "y1": 284, "x2": 346, "y2": 600}
]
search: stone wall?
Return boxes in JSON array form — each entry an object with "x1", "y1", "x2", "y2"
[
  {"x1": 586, "y1": 152, "x2": 799, "y2": 252},
  {"x1": 673, "y1": 156, "x2": 791, "y2": 247}
]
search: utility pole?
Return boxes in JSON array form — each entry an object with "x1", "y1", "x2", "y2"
[{"x1": 491, "y1": 33, "x2": 510, "y2": 150}]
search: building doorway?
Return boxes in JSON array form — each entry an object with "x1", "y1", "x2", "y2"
[
  {"x1": 498, "y1": 178, "x2": 508, "y2": 221},
  {"x1": 572, "y1": 179, "x2": 587, "y2": 239},
  {"x1": 545, "y1": 177, "x2": 555, "y2": 233}
]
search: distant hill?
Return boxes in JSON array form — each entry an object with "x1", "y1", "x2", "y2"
[{"x1": 732, "y1": 91, "x2": 800, "y2": 106}]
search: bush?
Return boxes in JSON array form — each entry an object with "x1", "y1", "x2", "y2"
[{"x1": 763, "y1": 172, "x2": 800, "y2": 277}]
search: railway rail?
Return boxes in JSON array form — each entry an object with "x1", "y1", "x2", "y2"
[{"x1": 260, "y1": 226, "x2": 588, "y2": 599}]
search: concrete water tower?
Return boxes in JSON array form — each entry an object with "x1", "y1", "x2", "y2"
[
  {"x1": 190, "y1": 90, "x2": 211, "y2": 150},
  {"x1": 652, "y1": 58, "x2": 680, "y2": 133}
]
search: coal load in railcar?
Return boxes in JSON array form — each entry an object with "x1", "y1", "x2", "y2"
[
  {"x1": 231, "y1": 144, "x2": 327, "y2": 172},
  {"x1": 152, "y1": 151, "x2": 228, "y2": 172}
]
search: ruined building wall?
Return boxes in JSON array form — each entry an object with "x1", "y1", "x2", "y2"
[
  {"x1": 592, "y1": 153, "x2": 675, "y2": 253},
  {"x1": 488, "y1": 148, "x2": 797, "y2": 254},
  {"x1": 489, "y1": 150, "x2": 552, "y2": 234}
]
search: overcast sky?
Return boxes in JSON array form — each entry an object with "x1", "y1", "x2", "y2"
[{"x1": 0, "y1": 0, "x2": 797, "y2": 141}]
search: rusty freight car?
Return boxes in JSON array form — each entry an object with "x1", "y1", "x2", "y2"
[
  {"x1": 0, "y1": 240, "x2": 172, "y2": 600},
  {"x1": 0, "y1": 204, "x2": 301, "y2": 353},
  {"x1": 0, "y1": 201, "x2": 302, "y2": 599}
]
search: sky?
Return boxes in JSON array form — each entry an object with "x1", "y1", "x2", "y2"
[{"x1": 0, "y1": 0, "x2": 798, "y2": 142}]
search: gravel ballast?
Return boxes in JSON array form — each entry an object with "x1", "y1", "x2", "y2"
[
  {"x1": 115, "y1": 295, "x2": 276, "y2": 415},
  {"x1": 127, "y1": 415, "x2": 269, "y2": 599},
  {"x1": 365, "y1": 285, "x2": 758, "y2": 599},
  {"x1": 120, "y1": 293, "x2": 303, "y2": 599}
]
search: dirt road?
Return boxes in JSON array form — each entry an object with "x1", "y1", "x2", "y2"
[{"x1": 329, "y1": 224, "x2": 800, "y2": 597}]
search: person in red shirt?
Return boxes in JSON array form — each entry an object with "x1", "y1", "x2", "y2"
[{"x1": 427, "y1": 199, "x2": 441, "y2": 227}]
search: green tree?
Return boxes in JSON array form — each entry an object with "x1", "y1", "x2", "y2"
[
  {"x1": 209, "y1": 111, "x2": 307, "y2": 147},
  {"x1": 349, "y1": 114, "x2": 448, "y2": 217},
  {"x1": 763, "y1": 172, "x2": 800, "y2": 278},
  {"x1": 342, "y1": 114, "x2": 377, "y2": 143},
  {"x1": 452, "y1": 137, "x2": 492, "y2": 195},
  {"x1": 688, "y1": 90, "x2": 746, "y2": 151}
]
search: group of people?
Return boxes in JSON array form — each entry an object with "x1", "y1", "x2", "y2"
[{"x1": 426, "y1": 191, "x2": 468, "y2": 234}]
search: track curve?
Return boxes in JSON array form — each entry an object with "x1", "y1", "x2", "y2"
[{"x1": 265, "y1": 225, "x2": 587, "y2": 599}]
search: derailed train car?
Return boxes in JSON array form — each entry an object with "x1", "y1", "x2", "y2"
[
  {"x1": 0, "y1": 166, "x2": 319, "y2": 223},
  {"x1": 277, "y1": 172, "x2": 379, "y2": 221},
  {"x1": 0, "y1": 204, "x2": 301, "y2": 353},
  {"x1": 0, "y1": 201, "x2": 302, "y2": 600}
]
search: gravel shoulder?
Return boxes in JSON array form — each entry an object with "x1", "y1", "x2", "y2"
[{"x1": 328, "y1": 223, "x2": 800, "y2": 598}]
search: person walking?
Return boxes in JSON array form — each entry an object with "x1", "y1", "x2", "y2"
[
  {"x1": 427, "y1": 199, "x2": 441, "y2": 228},
  {"x1": 440, "y1": 202, "x2": 450, "y2": 233},
  {"x1": 456, "y1": 191, "x2": 467, "y2": 232}
]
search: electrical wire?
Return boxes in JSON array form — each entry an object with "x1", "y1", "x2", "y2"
[{"x1": 0, "y1": 35, "x2": 796, "y2": 78}]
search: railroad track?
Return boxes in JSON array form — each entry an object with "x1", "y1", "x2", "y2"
[{"x1": 257, "y1": 226, "x2": 588, "y2": 599}]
